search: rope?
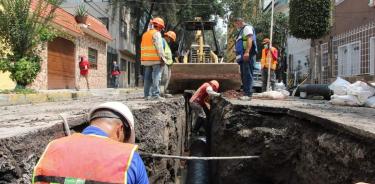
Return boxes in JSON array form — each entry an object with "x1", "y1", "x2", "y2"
[{"x1": 139, "y1": 152, "x2": 260, "y2": 160}]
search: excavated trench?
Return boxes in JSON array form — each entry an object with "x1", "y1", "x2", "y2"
[
  {"x1": 209, "y1": 97, "x2": 375, "y2": 184},
  {"x1": 1, "y1": 94, "x2": 375, "y2": 184}
]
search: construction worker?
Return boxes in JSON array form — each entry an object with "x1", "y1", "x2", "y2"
[
  {"x1": 189, "y1": 80, "x2": 220, "y2": 133},
  {"x1": 161, "y1": 31, "x2": 177, "y2": 97},
  {"x1": 261, "y1": 38, "x2": 278, "y2": 92},
  {"x1": 32, "y1": 102, "x2": 149, "y2": 184},
  {"x1": 141, "y1": 17, "x2": 167, "y2": 101},
  {"x1": 234, "y1": 17, "x2": 258, "y2": 101}
]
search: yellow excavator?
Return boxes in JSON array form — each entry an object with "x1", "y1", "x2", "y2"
[{"x1": 167, "y1": 18, "x2": 241, "y2": 93}]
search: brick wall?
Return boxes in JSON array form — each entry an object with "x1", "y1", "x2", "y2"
[
  {"x1": 28, "y1": 43, "x2": 48, "y2": 90},
  {"x1": 28, "y1": 35, "x2": 107, "y2": 90},
  {"x1": 76, "y1": 35, "x2": 107, "y2": 89}
]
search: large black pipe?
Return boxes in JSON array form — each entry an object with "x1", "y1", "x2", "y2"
[
  {"x1": 298, "y1": 84, "x2": 333, "y2": 100},
  {"x1": 186, "y1": 137, "x2": 210, "y2": 184}
]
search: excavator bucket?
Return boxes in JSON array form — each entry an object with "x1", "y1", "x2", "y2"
[{"x1": 167, "y1": 63, "x2": 241, "y2": 93}]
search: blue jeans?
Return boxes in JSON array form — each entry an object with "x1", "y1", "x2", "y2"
[
  {"x1": 144, "y1": 65, "x2": 163, "y2": 97},
  {"x1": 240, "y1": 57, "x2": 254, "y2": 96}
]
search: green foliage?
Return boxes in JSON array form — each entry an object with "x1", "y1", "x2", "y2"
[
  {"x1": 289, "y1": 0, "x2": 331, "y2": 39},
  {"x1": 251, "y1": 12, "x2": 289, "y2": 57},
  {"x1": 0, "y1": 0, "x2": 62, "y2": 87},
  {"x1": 0, "y1": 88, "x2": 36, "y2": 94},
  {"x1": 0, "y1": 56, "x2": 41, "y2": 87},
  {"x1": 75, "y1": 4, "x2": 88, "y2": 17}
]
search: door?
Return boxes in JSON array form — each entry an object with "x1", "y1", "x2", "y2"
[{"x1": 48, "y1": 37, "x2": 75, "y2": 89}]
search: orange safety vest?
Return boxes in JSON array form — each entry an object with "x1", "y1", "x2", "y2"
[
  {"x1": 141, "y1": 29, "x2": 160, "y2": 64},
  {"x1": 32, "y1": 133, "x2": 138, "y2": 184},
  {"x1": 261, "y1": 47, "x2": 278, "y2": 70},
  {"x1": 189, "y1": 83, "x2": 217, "y2": 108}
]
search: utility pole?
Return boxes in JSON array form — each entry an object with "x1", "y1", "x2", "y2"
[{"x1": 266, "y1": 0, "x2": 275, "y2": 91}]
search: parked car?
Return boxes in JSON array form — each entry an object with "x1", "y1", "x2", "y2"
[{"x1": 253, "y1": 61, "x2": 262, "y2": 92}]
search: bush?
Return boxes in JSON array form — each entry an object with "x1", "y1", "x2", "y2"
[
  {"x1": 0, "y1": 56, "x2": 41, "y2": 87},
  {"x1": 289, "y1": 0, "x2": 331, "y2": 39}
]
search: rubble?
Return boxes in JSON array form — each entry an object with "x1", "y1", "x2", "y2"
[
  {"x1": 210, "y1": 97, "x2": 375, "y2": 184},
  {"x1": 0, "y1": 94, "x2": 186, "y2": 184}
]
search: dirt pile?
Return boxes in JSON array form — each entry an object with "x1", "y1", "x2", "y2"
[
  {"x1": 0, "y1": 96, "x2": 186, "y2": 184},
  {"x1": 210, "y1": 97, "x2": 375, "y2": 184}
]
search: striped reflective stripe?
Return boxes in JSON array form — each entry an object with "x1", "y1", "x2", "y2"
[
  {"x1": 141, "y1": 46, "x2": 157, "y2": 50},
  {"x1": 33, "y1": 175, "x2": 120, "y2": 184},
  {"x1": 142, "y1": 53, "x2": 159, "y2": 57},
  {"x1": 123, "y1": 145, "x2": 138, "y2": 184}
]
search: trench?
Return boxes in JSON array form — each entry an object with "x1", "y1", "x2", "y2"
[{"x1": 1, "y1": 95, "x2": 375, "y2": 184}]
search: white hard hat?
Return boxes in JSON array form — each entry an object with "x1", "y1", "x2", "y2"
[{"x1": 89, "y1": 102, "x2": 135, "y2": 142}]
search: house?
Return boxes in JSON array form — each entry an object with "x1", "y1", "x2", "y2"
[
  {"x1": 28, "y1": 2, "x2": 112, "y2": 90},
  {"x1": 312, "y1": 0, "x2": 375, "y2": 84},
  {"x1": 61, "y1": 0, "x2": 137, "y2": 88}
]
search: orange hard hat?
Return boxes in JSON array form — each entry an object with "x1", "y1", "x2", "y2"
[
  {"x1": 151, "y1": 17, "x2": 165, "y2": 29},
  {"x1": 209, "y1": 80, "x2": 219, "y2": 91},
  {"x1": 164, "y1": 31, "x2": 177, "y2": 42},
  {"x1": 262, "y1": 38, "x2": 270, "y2": 44}
]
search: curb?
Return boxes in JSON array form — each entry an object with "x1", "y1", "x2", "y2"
[{"x1": 0, "y1": 91, "x2": 93, "y2": 106}]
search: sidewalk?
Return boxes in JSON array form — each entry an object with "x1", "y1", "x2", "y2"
[{"x1": 0, "y1": 88, "x2": 141, "y2": 106}]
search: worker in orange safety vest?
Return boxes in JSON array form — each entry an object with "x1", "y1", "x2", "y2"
[
  {"x1": 189, "y1": 80, "x2": 220, "y2": 134},
  {"x1": 32, "y1": 102, "x2": 149, "y2": 184},
  {"x1": 141, "y1": 17, "x2": 167, "y2": 101},
  {"x1": 261, "y1": 38, "x2": 278, "y2": 92}
]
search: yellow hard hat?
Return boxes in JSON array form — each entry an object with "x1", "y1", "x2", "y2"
[{"x1": 164, "y1": 31, "x2": 177, "y2": 42}]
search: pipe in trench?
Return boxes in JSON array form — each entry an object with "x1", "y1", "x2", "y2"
[{"x1": 186, "y1": 137, "x2": 210, "y2": 184}]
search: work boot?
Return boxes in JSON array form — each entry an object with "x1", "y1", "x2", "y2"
[
  {"x1": 144, "y1": 96, "x2": 151, "y2": 101},
  {"x1": 239, "y1": 96, "x2": 252, "y2": 101}
]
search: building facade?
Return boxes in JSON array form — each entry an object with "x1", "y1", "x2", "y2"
[
  {"x1": 29, "y1": 4, "x2": 112, "y2": 90},
  {"x1": 312, "y1": 0, "x2": 375, "y2": 84},
  {"x1": 62, "y1": 0, "x2": 137, "y2": 88}
]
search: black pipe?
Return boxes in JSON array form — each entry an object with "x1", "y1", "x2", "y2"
[
  {"x1": 186, "y1": 137, "x2": 210, "y2": 184},
  {"x1": 298, "y1": 84, "x2": 333, "y2": 100}
]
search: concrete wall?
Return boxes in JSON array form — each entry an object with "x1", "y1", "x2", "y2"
[{"x1": 0, "y1": 72, "x2": 16, "y2": 90}]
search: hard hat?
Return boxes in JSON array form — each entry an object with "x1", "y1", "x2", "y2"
[
  {"x1": 164, "y1": 31, "x2": 177, "y2": 42},
  {"x1": 262, "y1": 38, "x2": 270, "y2": 44},
  {"x1": 89, "y1": 102, "x2": 135, "y2": 142},
  {"x1": 151, "y1": 17, "x2": 165, "y2": 29},
  {"x1": 209, "y1": 80, "x2": 219, "y2": 91}
]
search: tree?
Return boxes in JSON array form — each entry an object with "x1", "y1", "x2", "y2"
[
  {"x1": 289, "y1": 0, "x2": 331, "y2": 39},
  {"x1": 251, "y1": 12, "x2": 289, "y2": 59},
  {"x1": 111, "y1": 0, "x2": 224, "y2": 85},
  {"x1": 0, "y1": 0, "x2": 62, "y2": 88}
]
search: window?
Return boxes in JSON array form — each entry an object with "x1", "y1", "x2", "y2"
[
  {"x1": 98, "y1": 17, "x2": 109, "y2": 30},
  {"x1": 369, "y1": 37, "x2": 375, "y2": 74},
  {"x1": 88, "y1": 48, "x2": 98, "y2": 69},
  {"x1": 338, "y1": 42, "x2": 360, "y2": 77},
  {"x1": 335, "y1": 0, "x2": 345, "y2": 5},
  {"x1": 321, "y1": 43, "x2": 329, "y2": 84}
]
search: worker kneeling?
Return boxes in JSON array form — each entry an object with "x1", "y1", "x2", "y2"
[
  {"x1": 32, "y1": 102, "x2": 149, "y2": 184},
  {"x1": 189, "y1": 80, "x2": 220, "y2": 134}
]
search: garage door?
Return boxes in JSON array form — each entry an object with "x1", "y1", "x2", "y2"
[{"x1": 48, "y1": 37, "x2": 75, "y2": 89}]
